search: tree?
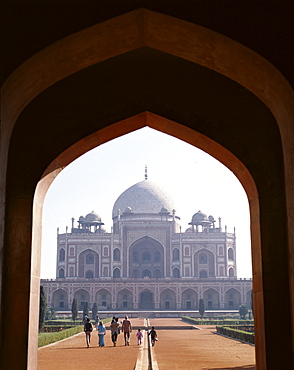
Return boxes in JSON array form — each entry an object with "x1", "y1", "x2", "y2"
[
  {"x1": 92, "y1": 302, "x2": 98, "y2": 320},
  {"x1": 39, "y1": 285, "x2": 47, "y2": 332},
  {"x1": 83, "y1": 301, "x2": 89, "y2": 319},
  {"x1": 71, "y1": 298, "x2": 78, "y2": 323},
  {"x1": 239, "y1": 304, "x2": 248, "y2": 319},
  {"x1": 45, "y1": 307, "x2": 56, "y2": 320},
  {"x1": 199, "y1": 298, "x2": 205, "y2": 318}
]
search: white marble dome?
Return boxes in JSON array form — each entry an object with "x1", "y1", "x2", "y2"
[{"x1": 112, "y1": 180, "x2": 176, "y2": 218}]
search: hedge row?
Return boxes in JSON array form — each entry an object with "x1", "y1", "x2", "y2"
[
  {"x1": 45, "y1": 320, "x2": 82, "y2": 326},
  {"x1": 38, "y1": 326, "x2": 83, "y2": 347},
  {"x1": 182, "y1": 316, "x2": 254, "y2": 326},
  {"x1": 216, "y1": 325, "x2": 255, "y2": 344},
  {"x1": 42, "y1": 325, "x2": 77, "y2": 332}
]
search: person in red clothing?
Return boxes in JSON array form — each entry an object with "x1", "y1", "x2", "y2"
[{"x1": 121, "y1": 316, "x2": 132, "y2": 345}]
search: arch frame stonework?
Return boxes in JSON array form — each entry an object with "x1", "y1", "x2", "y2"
[{"x1": 0, "y1": 9, "x2": 293, "y2": 370}]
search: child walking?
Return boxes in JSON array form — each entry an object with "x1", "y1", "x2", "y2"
[{"x1": 136, "y1": 328, "x2": 143, "y2": 345}]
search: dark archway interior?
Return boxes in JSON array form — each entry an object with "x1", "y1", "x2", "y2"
[{"x1": 139, "y1": 291, "x2": 154, "y2": 309}]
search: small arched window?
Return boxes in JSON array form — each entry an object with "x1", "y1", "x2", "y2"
[
  {"x1": 132, "y1": 269, "x2": 139, "y2": 278},
  {"x1": 219, "y1": 266, "x2": 224, "y2": 276},
  {"x1": 142, "y1": 251, "x2": 151, "y2": 262},
  {"x1": 184, "y1": 247, "x2": 189, "y2": 256},
  {"x1": 228, "y1": 248, "x2": 234, "y2": 261},
  {"x1": 142, "y1": 269, "x2": 151, "y2": 278},
  {"x1": 113, "y1": 248, "x2": 121, "y2": 261},
  {"x1": 103, "y1": 247, "x2": 108, "y2": 257},
  {"x1": 133, "y1": 251, "x2": 139, "y2": 262},
  {"x1": 199, "y1": 270, "x2": 207, "y2": 278},
  {"x1": 154, "y1": 251, "x2": 161, "y2": 262},
  {"x1": 229, "y1": 267, "x2": 234, "y2": 277},
  {"x1": 85, "y1": 270, "x2": 94, "y2": 278},
  {"x1": 86, "y1": 254, "x2": 94, "y2": 264},
  {"x1": 69, "y1": 266, "x2": 74, "y2": 277},
  {"x1": 113, "y1": 268, "x2": 121, "y2": 278},
  {"x1": 59, "y1": 268, "x2": 65, "y2": 278},
  {"x1": 154, "y1": 269, "x2": 161, "y2": 278},
  {"x1": 59, "y1": 248, "x2": 65, "y2": 262},
  {"x1": 199, "y1": 253, "x2": 207, "y2": 264},
  {"x1": 172, "y1": 248, "x2": 180, "y2": 261},
  {"x1": 69, "y1": 247, "x2": 74, "y2": 256},
  {"x1": 172, "y1": 267, "x2": 180, "y2": 278},
  {"x1": 103, "y1": 266, "x2": 108, "y2": 277}
]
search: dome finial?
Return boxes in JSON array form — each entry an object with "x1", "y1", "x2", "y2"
[{"x1": 145, "y1": 165, "x2": 148, "y2": 180}]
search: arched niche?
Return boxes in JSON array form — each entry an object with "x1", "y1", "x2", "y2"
[
  {"x1": 182, "y1": 288, "x2": 198, "y2": 310},
  {"x1": 224, "y1": 288, "x2": 242, "y2": 309},
  {"x1": 78, "y1": 249, "x2": 99, "y2": 278},
  {"x1": 117, "y1": 288, "x2": 133, "y2": 310},
  {"x1": 160, "y1": 288, "x2": 176, "y2": 310},
  {"x1": 95, "y1": 289, "x2": 111, "y2": 310},
  {"x1": 203, "y1": 288, "x2": 220, "y2": 310},
  {"x1": 52, "y1": 289, "x2": 68, "y2": 310},
  {"x1": 73, "y1": 289, "x2": 90, "y2": 310},
  {"x1": 1, "y1": 9, "x2": 294, "y2": 370},
  {"x1": 194, "y1": 249, "x2": 215, "y2": 278},
  {"x1": 139, "y1": 290, "x2": 154, "y2": 309},
  {"x1": 129, "y1": 236, "x2": 164, "y2": 278}
]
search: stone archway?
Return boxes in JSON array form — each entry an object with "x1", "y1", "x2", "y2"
[{"x1": 1, "y1": 9, "x2": 294, "y2": 370}]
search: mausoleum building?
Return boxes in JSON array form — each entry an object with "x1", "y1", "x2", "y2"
[{"x1": 41, "y1": 178, "x2": 252, "y2": 312}]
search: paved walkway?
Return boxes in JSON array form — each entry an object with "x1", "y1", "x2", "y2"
[
  {"x1": 38, "y1": 318, "x2": 256, "y2": 370},
  {"x1": 150, "y1": 319, "x2": 255, "y2": 370}
]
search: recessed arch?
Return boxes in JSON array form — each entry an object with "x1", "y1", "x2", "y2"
[
  {"x1": 182, "y1": 288, "x2": 198, "y2": 310},
  {"x1": 52, "y1": 289, "x2": 68, "y2": 310},
  {"x1": 203, "y1": 288, "x2": 220, "y2": 310},
  {"x1": 139, "y1": 290, "x2": 154, "y2": 309},
  {"x1": 95, "y1": 289, "x2": 111, "y2": 310},
  {"x1": 224, "y1": 288, "x2": 241, "y2": 309},
  {"x1": 78, "y1": 249, "x2": 99, "y2": 278},
  {"x1": 1, "y1": 8, "x2": 294, "y2": 370},
  {"x1": 117, "y1": 288, "x2": 133, "y2": 310},
  {"x1": 73, "y1": 289, "x2": 90, "y2": 310}
]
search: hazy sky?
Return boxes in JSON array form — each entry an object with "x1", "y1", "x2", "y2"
[{"x1": 41, "y1": 127, "x2": 252, "y2": 279}]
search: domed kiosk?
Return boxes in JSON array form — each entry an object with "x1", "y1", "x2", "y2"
[{"x1": 42, "y1": 177, "x2": 251, "y2": 315}]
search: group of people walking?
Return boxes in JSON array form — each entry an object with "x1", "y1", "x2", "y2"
[{"x1": 83, "y1": 315, "x2": 157, "y2": 348}]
